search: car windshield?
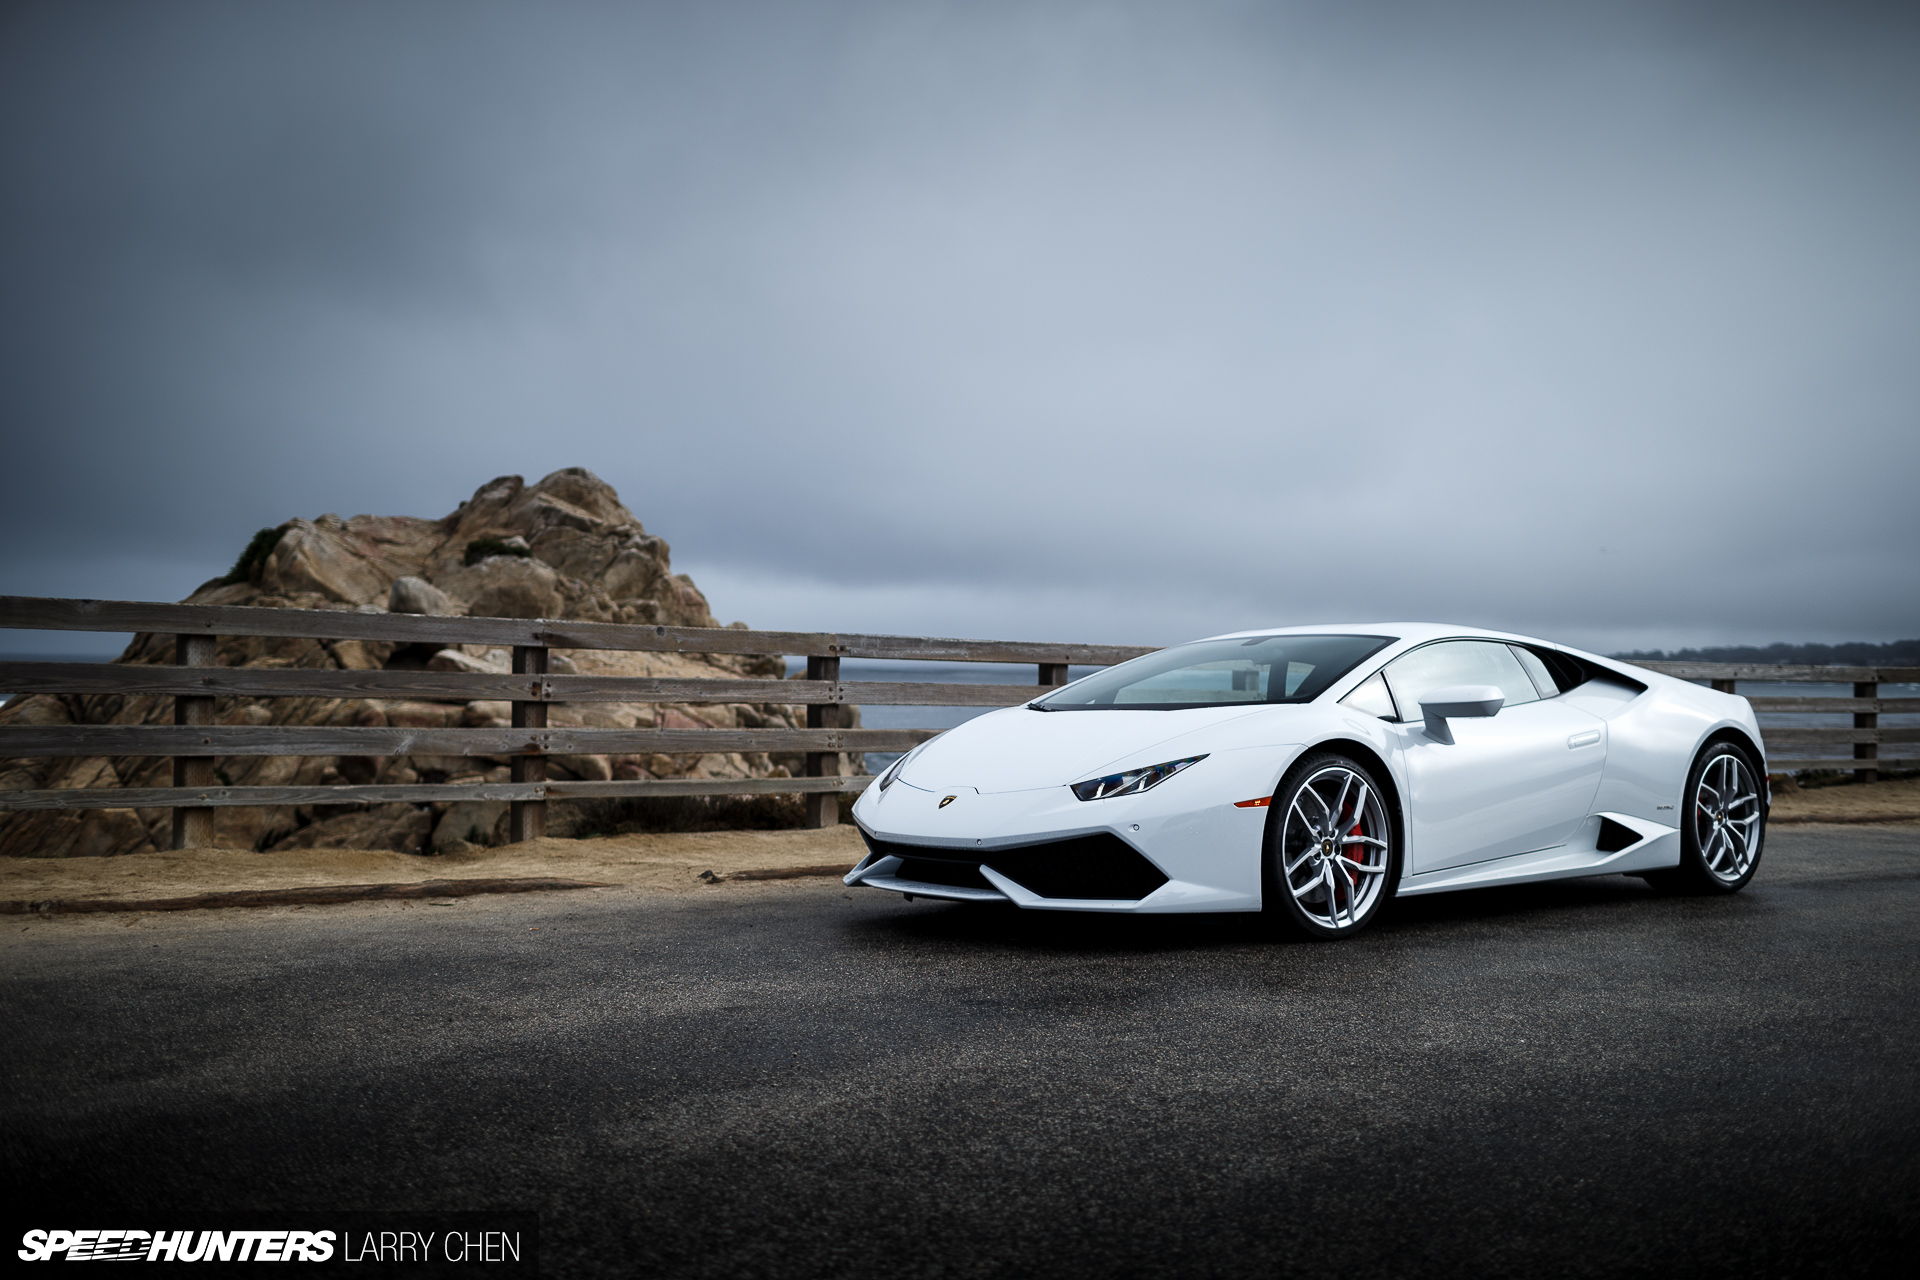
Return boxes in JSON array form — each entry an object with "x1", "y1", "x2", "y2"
[{"x1": 1034, "y1": 634, "x2": 1395, "y2": 710}]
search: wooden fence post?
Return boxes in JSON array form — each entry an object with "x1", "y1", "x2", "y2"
[
  {"x1": 171, "y1": 634, "x2": 218, "y2": 849},
  {"x1": 510, "y1": 645, "x2": 548, "y2": 842},
  {"x1": 1710, "y1": 679, "x2": 1736, "y2": 695},
  {"x1": 1855, "y1": 679, "x2": 1878, "y2": 784},
  {"x1": 804, "y1": 654, "x2": 840, "y2": 828},
  {"x1": 1039, "y1": 663, "x2": 1069, "y2": 688}
]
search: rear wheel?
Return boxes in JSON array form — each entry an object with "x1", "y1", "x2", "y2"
[
  {"x1": 1264, "y1": 752, "x2": 1397, "y2": 938},
  {"x1": 1650, "y1": 740, "x2": 1765, "y2": 894}
]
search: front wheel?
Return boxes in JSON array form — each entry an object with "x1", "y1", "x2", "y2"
[
  {"x1": 1651, "y1": 740, "x2": 1766, "y2": 894},
  {"x1": 1264, "y1": 752, "x2": 1398, "y2": 939}
]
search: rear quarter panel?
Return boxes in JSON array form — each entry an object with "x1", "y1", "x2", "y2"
[{"x1": 1566, "y1": 667, "x2": 1765, "y2": 824}]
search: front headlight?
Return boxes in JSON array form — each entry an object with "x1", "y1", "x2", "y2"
[
  {"x1": 877, "y1": 740, "x2": 930, "y2": 792},
  {"x1": 1070, "y1": 755, "x2": 1207, "y2": 801}
]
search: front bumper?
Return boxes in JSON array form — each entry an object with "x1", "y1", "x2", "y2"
[{"x1": 845, "y1": 751, "x2": 1295, "y2": 912}]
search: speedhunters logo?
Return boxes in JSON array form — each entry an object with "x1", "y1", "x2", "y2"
[
  {"x1": 21, "y1": 1230, "x2": 338, "y2": 1262},
  {"x1": 14, "y1": 1215, "x2": 536, "y2": 1274}
]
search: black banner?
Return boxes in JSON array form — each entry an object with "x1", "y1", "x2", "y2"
[{"x1": 11, "y1": 1213, "x2": 538, "y2": 1276}]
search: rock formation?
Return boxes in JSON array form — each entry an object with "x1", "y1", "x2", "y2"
[{"x1": 0, "y1": 468, "x2": 855, "y2": 857}]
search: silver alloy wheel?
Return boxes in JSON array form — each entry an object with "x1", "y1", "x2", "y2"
[
  {"x1": 1278, "y1": 764, "x2": 1392, "y2": 931},
  {"x1": 1693, "y1": 751, "x2": 1762, "y2": 884}
]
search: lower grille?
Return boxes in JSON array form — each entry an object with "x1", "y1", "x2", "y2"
[
  {"x1": 893, "y1": 857, "x2": 996, "y2": 891},
  {"x1": 860, "y1": 830, "x2": 1168, "y2": 901}
]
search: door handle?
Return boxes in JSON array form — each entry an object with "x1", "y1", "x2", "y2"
[{"x1": 1568, "y1": 730, "x2": 1601, "y2": 749}]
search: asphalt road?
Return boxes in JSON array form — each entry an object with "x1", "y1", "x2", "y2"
[{"x1": 5, "y1": 826, "x2": 1918, "y2": 1279}]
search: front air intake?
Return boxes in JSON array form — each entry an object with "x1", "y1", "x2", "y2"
[
  {"x1": 892, "y1": 857, "x2": 997, "y2": 892},
  {"x1": 859, "y1": 831, "x2": 1168, "y2": 901}
]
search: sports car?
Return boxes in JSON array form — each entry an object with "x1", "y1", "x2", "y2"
[{"x1": 846, "y1": 624, "x2": 1768, "y2": 937}]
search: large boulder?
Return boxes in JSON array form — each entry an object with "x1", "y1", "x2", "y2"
[
  {"x1": 434, "y1": 555, "x2": 562, "y2": 620},
  {"x1": 388, "y1": 576, "x2": 458, "y2": 616},
  {"x1": 261, "y1": 514, "x2": 445, "y2": 605},
  {"x1": 0, "y1": 468, "x2": 857, "y2": 856}
]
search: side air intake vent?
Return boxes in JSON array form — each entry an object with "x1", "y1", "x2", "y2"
[
  {"x1": 859, "y1": 831, "x2": 1169, "y2": 900},
  {"x1": 1596, "y1": 817, "x2": 1642, "y2": 853}
]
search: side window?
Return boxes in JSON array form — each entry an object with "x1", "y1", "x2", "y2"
[
  {"x1": 1341, "y1": 670, "x2": 1398, "y2": 720},
  {"x1": 1383, "y1": 640, "x2": 1540, "y2": 717},
  {"x1": 1511, "y1": 646, "x2": 1560, "y2": 697}
]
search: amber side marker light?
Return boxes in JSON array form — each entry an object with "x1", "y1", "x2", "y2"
[{"x1": 1233, "y1": 796, "x2": 1272, "y2": 809}]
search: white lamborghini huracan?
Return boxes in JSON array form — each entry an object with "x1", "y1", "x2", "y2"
[{"x1": 846, "y1": 625, "x2": 1768, "y2": 937}]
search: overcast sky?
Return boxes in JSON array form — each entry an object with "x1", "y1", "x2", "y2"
[{"x1": 2, "y1": 0, "x2": 1916, "y2": 657}]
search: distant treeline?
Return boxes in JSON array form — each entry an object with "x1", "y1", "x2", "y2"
[{"x1": 1611, "y1": 639, "x2": 1920, "y2": 666}]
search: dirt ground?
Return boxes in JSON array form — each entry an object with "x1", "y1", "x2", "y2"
[
  {"x1": 0, "y1": 824, "x2": 867, "y2": 906},
  {"x1": 1769, "y1": 774, "x2": 1920, "y2": 824},
  {"x1": 2, "y1": 777, "x2": 1913, "y2": 909}
]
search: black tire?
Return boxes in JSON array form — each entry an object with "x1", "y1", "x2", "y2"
[
  {"x1": 1648, "y1": 739, "x2": 1766, "y2": 894},
  {"x1": 1263, "y1": 751, "x2": 1400, "y2": 939}
]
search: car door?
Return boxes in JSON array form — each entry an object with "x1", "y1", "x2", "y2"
[{"x1": 1380, "y1": 640, "x2": 1607, "y2": 874}]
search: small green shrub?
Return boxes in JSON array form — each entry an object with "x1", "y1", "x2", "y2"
[
  {"x1": 464, "y1": 537, "x2": 531, "y2": 566},
  {"x1": 223, "y1": 525, "x2": 287, "y2": 585}
]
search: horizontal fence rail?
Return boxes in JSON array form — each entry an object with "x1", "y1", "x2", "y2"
[
  {"x1": 1744, "y1": 698, "x2": 1920, "y2": 714},
  {"x1": 0, "y1": 596, "x2": 1155, "y2": 666},
  {"x1": 0, "y1": 725, "x2": 940, "y2": 757},
  {"x1": 0, "y1": 776, "x2": 874, "y2": 813},
  {"x1": 0, "y1": 662, "x2": 1053, "y2": 707},
  {"x1": 1628, "y1": 662, "x2": 1920, "y2": 683},
  {"x1": 0, "y1": 594, "x2": 1148, "y2": 845}
]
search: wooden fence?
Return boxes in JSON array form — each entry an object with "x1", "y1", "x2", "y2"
[
  {"x1": 0, "y1": 595, "x2": 1911, "y2": 851},
  {"x1": 0, "y1": 595, "x2": 1152, "y2": 848}
]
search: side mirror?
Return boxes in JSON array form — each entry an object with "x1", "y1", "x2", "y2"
[{"x1": 1418, "y1": 684, "x2": 1505, "y2": 744}]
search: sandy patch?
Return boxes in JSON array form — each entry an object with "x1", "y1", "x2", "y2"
[
  {"x1": 0, "y1": 825, "x2": 867, "y2": 905},
  {"x1": 1769, "y1": 775, "x2": 1920, "y2": 825}
]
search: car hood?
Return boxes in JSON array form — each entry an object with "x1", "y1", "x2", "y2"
[{"x1": 896, "y1": 703, "x2": 1278, "y2": 794}]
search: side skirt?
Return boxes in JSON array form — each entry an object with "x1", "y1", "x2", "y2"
[{"x1": 1397, "y1": 813, "x2": 1681, "y2": 897}]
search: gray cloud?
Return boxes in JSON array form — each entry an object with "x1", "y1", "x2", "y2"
[{"x1": 2, "y1": 0, "x2": 1915, "y2": 654}]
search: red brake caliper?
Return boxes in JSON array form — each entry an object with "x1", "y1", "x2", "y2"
[{"x1": 1338, "y1": 803, "x2": 1363, "y2": 905}]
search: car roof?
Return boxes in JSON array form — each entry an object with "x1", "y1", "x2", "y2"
[
  {"x1": 1181, "y1": 622, "x2": 1663, "y2": 694},
  {"x1": 1196, "y1": 622, "x2": 1536, "y2": 647}
]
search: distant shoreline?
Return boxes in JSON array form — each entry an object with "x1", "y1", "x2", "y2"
[{"x1": 1612, "y1": 640, "x2": 1920, "y2": 666}]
